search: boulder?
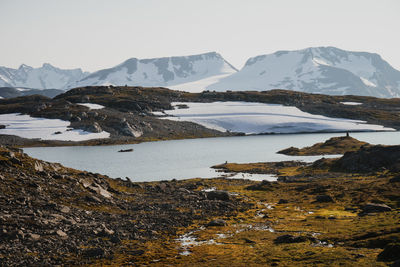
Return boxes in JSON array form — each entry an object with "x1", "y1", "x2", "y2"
[
  {"x1": 333, "y1": 145, "x2": 400, "y2": 172},
  {"x1": 377, "y1": 243, "x2": 400, "y2": 261},
  {"x1": 245, "y1": 180, "x2": 272, "y2": 191},
  {"x1": 391, "y1": 260, "x2": 400, "y2": 267},
  {"x1": 278, "y1": 199, "x2": 288, "y2": 204},
  {"x1": 207, "y1": 219, "x2": 227, "y2": 227},
  {"x1": 315, "y1": 195, "x2": 334, "y2": 203},
  {"x1": 34, "y1": 161, "x2": 44, "y2": 172},
  {"x1": 119, "y1": 121, "x2": 143, "y2": 138},
  {"x1": 274, "y1": 234, "x2": 309, "y2": 244},
  {"x1": 80, "y1": 112, "x2": 88, "y2": 119},
  {"x1": 206, "y1": 190, "x2": 230, "y2": 201},
  {"x1": 28, "y1": 233, "x2": 41, "y2": 241},
  {"x1": 56, "y1": 230, "x2": 67, "y2": 238},
  {"x1": 361, "y1": 203, "x2": 392, "y2": 214},
  {"x1": 389, "y1": 176, "x2": 400, "y2": 183},
  {"x1": 83, "y1": 122, "x2": 102, "y2": 133},
  {"x1": 277, "y1": 147, "x2": 300, "y2": 155},
  {"x1": 60, "y1": 206, "x2": 70, "y2": 213}
]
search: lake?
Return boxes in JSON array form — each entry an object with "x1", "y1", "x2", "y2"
[{"x1": 23, "y1": 131, "x2": 400, "y2": 182}]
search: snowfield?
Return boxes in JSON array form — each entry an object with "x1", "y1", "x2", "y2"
[
  {"x1": 77, "y1": 103, "x2": 105, "y2": 110},
  {"x1": 162, "y1": 102, "x2": 395, "y2": 134},
  {"x1": 340, "y1": 102, "x2": 363, "y2": 106},
  {"x1": 0, "y1": 114, "x2": 110, "y2": 141}
]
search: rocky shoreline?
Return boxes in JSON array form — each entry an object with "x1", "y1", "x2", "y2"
[
  {"x1": 0, "y1": 146, "x2": 251, "y2": 265},
  {"x1": 1, "y1": 138, "x2": 400, "y2": 265},
  {"x1": 1, "y1": 86, "x2": 400, "y2": 147}
]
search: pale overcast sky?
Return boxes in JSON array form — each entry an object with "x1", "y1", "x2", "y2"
[{"x1": 0, "y1": 0, "x2": 399, "y2": 72}]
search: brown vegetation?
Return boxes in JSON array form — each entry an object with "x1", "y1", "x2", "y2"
[{"x1": 278, "y1": 135, "x2": 369, "y2": 156}]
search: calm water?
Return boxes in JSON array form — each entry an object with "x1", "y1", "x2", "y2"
[{"x1": 23, "y1": 131, "x2": 400, "y2": 182}]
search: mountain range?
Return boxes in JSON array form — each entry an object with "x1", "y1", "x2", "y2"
[
  {"x1": 207, "y1": 47, "x2": 400, "y2": 97},
  {"x1": 1, "y1": 47, "x2": 400, "y2": 97},
  {"x1": 0, "y1": 63, "x2": 88, "y2": 90}
]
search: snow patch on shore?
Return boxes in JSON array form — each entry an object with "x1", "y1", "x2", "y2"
[
  {"x1": 77, "y1": 103, "x2": 105, "y2": 110},
  {"x1": 163, "y1": 102, "x2": 394, "y2": 134},
  {"x1": 340, "y1": 102, "x2": 362, "y2": 105},
  {"x1": 0, "y1": 113, "x2": 110, "y2": 141}
]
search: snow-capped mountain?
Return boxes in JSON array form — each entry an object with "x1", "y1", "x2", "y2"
[
  {"x1": 0, "y1": 63, "x2": 88, "y2": 90},
  {"x1": 70, "y1": 52, "x2": 238, "y2": 92},
  {"x1": 2, "y1": 48, "x2": 400, "y2": 97},
  {"x1": 207, "y1": 47, "x2": 400, "y2": 98}
]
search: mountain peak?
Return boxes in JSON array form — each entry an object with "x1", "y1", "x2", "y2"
[
  {"x1": 42, "y1": 63, "x2": 55, "y2": 69},
  {"x1": 18, "y1": 64, "x2": 32, "y2": 71},
  {"x1": 71, "y1": 52, "x2": 237, "y2": 92},
  {"x1": 208, "y1": 47, "x2": 400, "y2": 98},
  {"x1": 0, "y1": 64, "x2": 89, "y2": 90}
]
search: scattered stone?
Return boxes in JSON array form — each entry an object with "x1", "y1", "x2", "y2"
[
  {"x1": 84, "y1": 195, "x2": 102, "y2": 203},
  {"x1": 28, "y1": 233, "x2": 41, "y2": 240},
  {"x1": 34, "y1": 161, "x2": 44, "y2": 172},
  {"x1": 157, "y1": 183, "x2": 167, "y2": 192},
  {"x1": 56, "y1": 230, "x2": 67, "y2": 238},
  {"x1": 60, "y1": 206, "x2": 70, "y2": 213},
  {"x1": 52, "y1": 174, "x2": 63, "y2": 179}
]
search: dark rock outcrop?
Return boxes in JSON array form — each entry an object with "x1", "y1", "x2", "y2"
[
  {"x1": 361, "y1": 203, "x2": 392, "y2": 214},
  {"x1": 82, "y1": 122, "x2": 103, "y2": 133},
  {"x1": 206, "y1": 190, "x2": 230, "y2": 201},
  {"x1": 315, "y1": 195, "x2": 334, "y2": 203},
  {"x1": 119, "y1": 121, "x2": 143, "y2": 137},
  {"x1": 274, "y1": 234, "x2": 309, "y2": 244},
  {"x1": 245, "y1": 180, "x2": 273, "y2": 191},
  {"x1": 206, "y1": 219, "x2": 227, "y2": 227},
  {"x1": 278, "y1": 136, "x2": 368, "y2": 156},
  {"x1": 333, "y1": 145, "x2": 400, "y2": 172},
  {"x1": 389, "y1": 176, "x2": 400, "y2": 183},
  {"x1": 377, "y1": 243, "x2": 400, "y2": 261},
  {"x1": 278, "y1": 199, "x2": 288, "y2": 204}
]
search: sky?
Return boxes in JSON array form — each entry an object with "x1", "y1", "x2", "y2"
[{"x1": 0, "y1": 0, "x2": 399, "y2": 72}]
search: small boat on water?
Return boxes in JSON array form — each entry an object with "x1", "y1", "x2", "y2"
[{"x1": 118, "y1": 148, "x2": 134, "y2": 153}]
